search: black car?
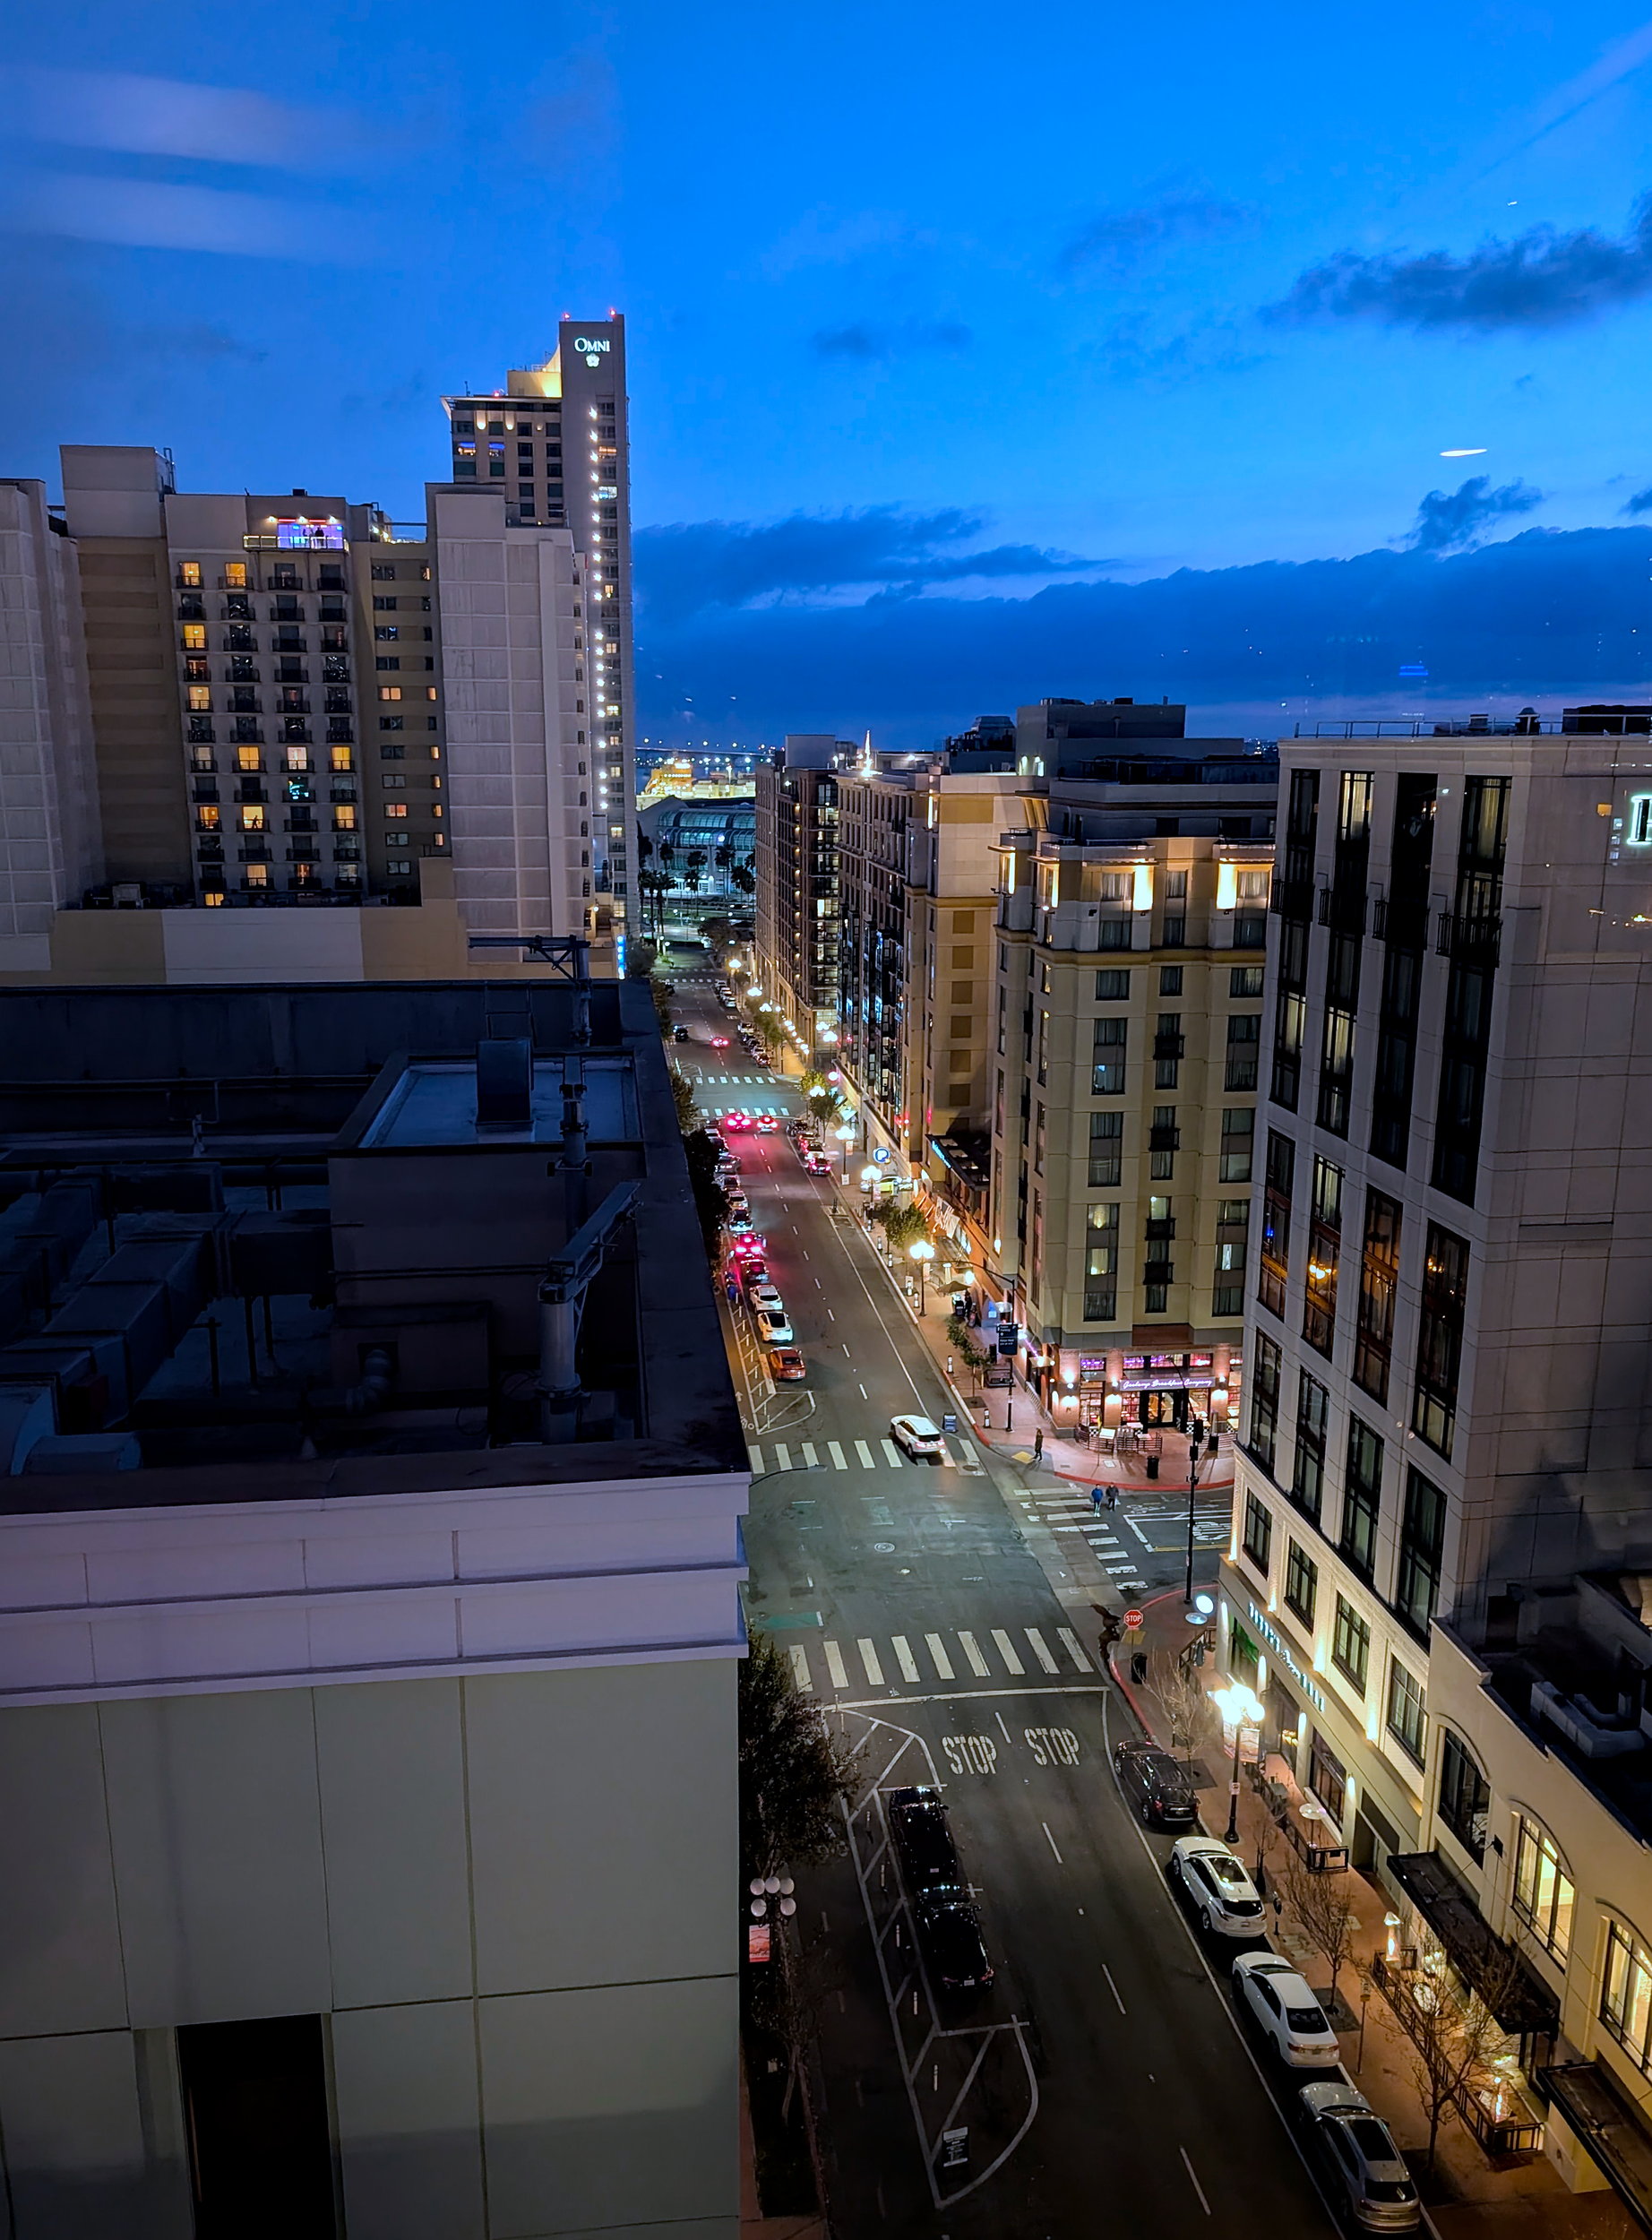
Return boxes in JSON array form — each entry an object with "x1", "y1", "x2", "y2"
[
  {"x1": 1113, "y1": 1740, "x2": 1198, "y2": 1829},
  {"x1": 887, "y1": 1787, "x2": 966, "y2": 1896},
  {"x1": 915, "y1": 1896, "x2": 994, "y2": 1992}
]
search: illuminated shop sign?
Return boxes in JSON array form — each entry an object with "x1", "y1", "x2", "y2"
[
  {"x1": 276, "y1": 519, "x2": 343, "y2": 551},
  {"x1": 1117, "y1": 1373, "x2": 1215, "y2": 1392},
  {"x1": 1244, "y1": 1599, "x2": 1326, "y2": 1711}
]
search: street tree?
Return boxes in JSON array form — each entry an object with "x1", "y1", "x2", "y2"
[
  {"x1": 872, "y1": 1200, "x2": 930, "y2": 1254},
  {"x1": 1283, "y1": 1851, "x2": 1361, "y2": 2009},
  {"x1": 1389, "y1": 1941, "x2": 1524, "y2": 2175},
  {"x1": 739, "y1": 1632, "x2": 862, "y2": 1878},
  {"x1": 1160, "y1": 1658, "x2": 1217, "y2": 1766}
]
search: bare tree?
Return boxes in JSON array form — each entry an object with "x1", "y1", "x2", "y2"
[
  {"x1": 1387, "y1": 1942, "x2": 1525, "y2": 2175},
  {"x1": 1283, "y1": 1849, "x2": 1361, "y2": 2010},
  {"x1": 1159, "y1": 1658, "x2": 1217, "y2": 1766}
]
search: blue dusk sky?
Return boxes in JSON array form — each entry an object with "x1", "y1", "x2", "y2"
[{"x1": 6, "y1": 2, "x2": 1652, "y2": 743}]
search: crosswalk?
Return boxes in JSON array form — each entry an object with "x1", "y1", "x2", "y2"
[
  {"x1": 779, "y1": 1618, "x2": 1097, "y2": 1695},
  {"x1": 1019, "y1": 1487, "x2": 1232, "y2": 1590},
  {"x1": 748, "y1": 1435, "x2": 984, "y2": 1475}
]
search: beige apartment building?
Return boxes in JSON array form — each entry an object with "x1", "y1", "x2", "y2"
[{"x1": 993, "y1": 826, "x2": 1271, "y2": 1434}]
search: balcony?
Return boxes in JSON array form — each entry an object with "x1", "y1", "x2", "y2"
[
  {"x1": 1317, "y1": 883, "x2": 1366, "y2": 934},
  {"x1": 237, "y1": 843, "x2": 272, "y2": 863},
  {"x1": 1152, "y1": 1032, "x2": 1185, "y2": 1061},
  {"x1": 1269, "y1": 876, "x2": 1314, "y2": 922},
  {"x1": 1142, "y1": 1258, "x2": 1175, "y2": 1287},
  {"x1": 1144, "y1": 1218, "x2": 1176, "y2": 1242},
  {"x1": 1436, "y1": 910, "x2": 1501, "y2": 965},
  {"x1": 1149, "y1": 1124, "x2": 1181, "y2": 1151}
]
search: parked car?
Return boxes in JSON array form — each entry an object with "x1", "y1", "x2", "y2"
[
  {"x1": 724, "y1": 1188, "x2": 749, "y2": 1213},
  {"x1": 729, "y1": 1231, "x2": 765, "y2": 1259},
  {"x1": 727, "y1": 1210, "x2": 753, "y2": 1235},
  {"x1": 745, "y1": 1279, "x2": 783, "y2": 1311},
  {"x1": 890, "y1": 1414, "x2": 945, "y2": 1460},
  {"x1": 673, "y1": 1025, "x2": 691, "y2": 1041},
  {"x1": 1112, "y1": 1740, "x2": 1198, "y2": 1829},
  {"x1": 755, "y1": 1306, "x2": 794, "y2": 1344},
  {"x1": 914, "y1": 1896, "x2": 994, "y2": 1993},
  {"x1": 1297, "y1": 2084, "x2": 1421, "y2": 2231},
  {"x1": 887, "y1": 1788, "x2": 965, "y2": 1896},
  {"x1": 1169, "y1": 1837, "x2": 1267, "y2": 1936},
  {"x1": 1231, "y1": 1953, "x2": 1341, "y2": 2068},
  {"x1": 803, "y1": 1152, "x2": 832, "y2": 1176},
  {"x1": 768, "y1": 1347, "x2": 807, "y2": 1383}
]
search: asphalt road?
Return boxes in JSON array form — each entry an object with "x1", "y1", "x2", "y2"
[{"x1": 668, "y1": 952, "x2": 1338, "y2": 2240}]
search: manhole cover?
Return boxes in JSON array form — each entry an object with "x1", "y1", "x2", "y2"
[{"x1": 873, "y1": 1541, "x2": 896, "y2": 1553}]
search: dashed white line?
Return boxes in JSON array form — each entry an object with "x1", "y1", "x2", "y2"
[
  {"x1": 1042, "y1": 1820, "x2": 1063, "y2": 1865},
  {"x1": 1102, "y1": 1963, "x2": 1126, "y2": 2013},
  {"x1": 1180, "y1": 2149, "x2": 1211, "y2": 2218}
]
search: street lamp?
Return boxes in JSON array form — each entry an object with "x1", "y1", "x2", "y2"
[
  {"x1": 909, "y1": 1238, "x2": 934, "y2": 1313},
  {"x1": 836, "y1": 1123, "x2": 856, "y2": 1176},
  {"x1": 1182, "y1": 1416, "x2": 1209, "y2": 1608},
  {"x1": 1213, "y1": 1677, "x2": 1265, "y2": 1843}
]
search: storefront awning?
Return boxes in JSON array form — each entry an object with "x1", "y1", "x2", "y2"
[
  {"x1": 1539, "y1": 2062, "x2": 1652, "y2": 2234},
  {"x1": 1386, "y1": 1850, "x2": 1560, "y2": 2035}
]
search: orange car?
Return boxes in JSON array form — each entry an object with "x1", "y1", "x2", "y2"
[{"x1": 768, "y1": 1347, "x2": 806, "y2": 1383}]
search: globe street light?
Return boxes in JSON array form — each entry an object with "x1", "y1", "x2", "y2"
[
  {"x1": 1213, "y1": 1678, "x2": 1266, "y2": 1842},
  {"x1": 909, "y1": 1238, "x2": 935, "y2": 1314}
]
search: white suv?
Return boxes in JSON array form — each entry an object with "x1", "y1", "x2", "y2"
[
  {"x1": 1169, "y1": 1837, "x2": 1266, "y2": 1937},
  {"x1": 1232, "y1": 1952, "x2": 1340, "y2": 2067}
]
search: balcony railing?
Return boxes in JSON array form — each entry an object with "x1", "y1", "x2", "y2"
[{"x1": 1436, "y1": 910, "x2": 1501, "y2": 966}]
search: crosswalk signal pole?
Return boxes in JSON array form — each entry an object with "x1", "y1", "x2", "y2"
[{"x1": 1183, "y1": 1423, "x2": 1206, "y2": 1607}]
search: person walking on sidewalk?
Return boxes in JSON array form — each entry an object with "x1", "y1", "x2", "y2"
[{"x1": 1033, "y1": 1428, "x2": 1045, "y2": 1462}]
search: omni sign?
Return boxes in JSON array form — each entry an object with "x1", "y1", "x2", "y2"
[{"x1": 573, "y1": 335, "x2": 611, "y2": 366}]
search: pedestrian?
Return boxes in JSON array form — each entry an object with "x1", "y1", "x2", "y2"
[
  {"x1": 1106, "y1": 1485, "x2": 1118, "y2": 1512},
  {"x1": 1033, "y1": 1428, "x2": 1045, "y2": 1462},
  {"x1": 1090, "y1": 1485, "x2": 1105, "y2": 1516}
]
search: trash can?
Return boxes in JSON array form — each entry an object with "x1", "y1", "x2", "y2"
[{"x1": 1145, "y1": 1453, "x2": 1159, "y2": 1480}]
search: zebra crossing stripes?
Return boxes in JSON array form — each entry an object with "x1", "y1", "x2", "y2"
[
  {"x1": 782, "y1": 1619, "x2": 1097, "y2": 1695},
  {"x1": 828, "y1": 1441, "x2": 847, "y2": 1468},
  {"x1": 879, "y1": 1438, "x2": 903, "y2": 1467},
  {"x1": 747, "y1": 1433, "x2": 981, "y2": 1476},
  {"x1": 855, "y1": 1439, "x2": 875, "y2": 1468}
]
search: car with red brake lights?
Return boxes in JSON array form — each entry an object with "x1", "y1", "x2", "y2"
[
  {"x1": 754, "y1": 1114, "x2": 779, "y2": 1133},
  {"x1": 769, "y1": 1348, "x2": 806, "y2": 1383},
  {"x1": 722, "y1": 1110, "x2": 752, "y2": 1132},
  {"x1": 710, "y1": 1035, "x2": 730, "y2": 1048}
]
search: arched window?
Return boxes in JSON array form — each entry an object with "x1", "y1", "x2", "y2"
[
  {"x1": 1510, "y1": 1812, "x2": 1574, "y2": 1963},
  {"x1": 1438, "y1": 1727, "x2": 1490, "y2": 1863},
  {"x1": 1601, "y1": 1915, "x2": 1652, "y2": 2075}
]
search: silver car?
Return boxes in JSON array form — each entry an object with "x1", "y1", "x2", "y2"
[
  {"x1": 1298, "y1": 2083, "x2": 1421, "y2": 2231},
  {"x1": 1169, "y1": 1836, "x2": 1266, "y2": 1937}
]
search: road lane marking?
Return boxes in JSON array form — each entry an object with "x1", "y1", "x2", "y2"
[
  {"x1": 1057, "y1": 1628, "x2": 1095, "y2": 1671},
  {"x1": 1102, "y1": 1963, "x2": 1127, "y2": 2013},
  {"x1": 857, "y1": 1639, "x2": 885, "y2": 1686},
  {"x1": 991, "y1": 1628, "x2": 1025, "y2": 1675},
  {"x1": 959, "y1": 1631, "x2": 990, "y2": 1677},
  {"x1": 892, "y1": 1635, "x2": 920, "y2": 1683},
  {"x1": 925, "y1": 1633, "x2": 955, "y2": 1680},
  {"x1": 823, "y1": 1640, "x2": 848, "y2": 1689},
  {"x1": 1180, "y1": 2150, "x2": 1211, "y2": 2218},
  {"x1": 841, "y1": 1343, "x2": 851, "y2": 1357},
  {"x1": 748, "y1": 1443, "x2": 763, "y2": 1471},
  {"x1": 801, "y1": 1442, "x2": 818, "y2": 1465},
  {"x1": 1042, "y1": 1820, "x2": 1063, "y2": 1864},
  {"x1": 880, "y1": 1438, "x2": 903, "y2": 1466},
  {"x1": 828, "y1": 1442, "x2": 847, "y2": 1469},
  {"x1": 855, "y1": 1439, "x2": 875, "y2": 1468},
  {"x1": 858, "y1": 1383, "x2": 868, "y2": 1397},
  {"x1": 788, "y1": 1645, "x2": 813, "y2": 1691},
  {"x1": 773, "y1": 1443, "x2": 790, "y2": 1469},
  {"x1": 1025, "y1": 1627, "x2": 1059, "y2": 1674},
  {"x1": 1125, "y1": 1516, "x2": 1152, "y2": 1546}
]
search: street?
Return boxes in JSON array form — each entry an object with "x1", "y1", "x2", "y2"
[{"x1": 670, "y1": 954, "x2": 1338, "y2": 2240}]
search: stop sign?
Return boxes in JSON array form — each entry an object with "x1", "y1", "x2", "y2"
[{"x1": 1123, "y1": 1608, "x2": 1144, "y2": 1630}]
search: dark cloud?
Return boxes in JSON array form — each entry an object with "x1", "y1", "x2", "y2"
[
  {"x1": 1268, "y1": 194, "x2": 1652, "y2": 331},
  {"x1": 1407, "y1": 475, "x2": 1544, "y2": 554},
  {"x1": 1062, "y1": 193, "x2": 1248, "y2": 271},
  {"x1": 633, "y1": 506, "x2": 1100, "y2": 625},
  {"x1": 810, "y1": 318, "x2": 971, "y2": 359},
  {"x1": 636, "y1": 524, "x2": 1652, "y2": 743},
  {"x1": 1622, "y1": 486, "x2": 1652, "y2": 515}
]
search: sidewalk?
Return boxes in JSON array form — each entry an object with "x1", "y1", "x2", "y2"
[{"x1": 1111, "y1": 1595, "x2": 1624, "y2": 2240}]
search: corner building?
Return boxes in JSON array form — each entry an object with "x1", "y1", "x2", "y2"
[{"x1": 1221, "y1": 729, "x2": 1652, "y2": 1898}]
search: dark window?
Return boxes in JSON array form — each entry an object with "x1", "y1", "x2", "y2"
[
  {"x1": 1285, "y1": 1541, "x2": 1319, "y2": 1626},
  {"x1": 1282, "y1": 767, "x2": 1320, "y2": 908},
  {"x1": 1438, "y1": 1730, "x2": 1490, "y2": 1863},
  {"x1": 1095, "y1": 969, "x2": 1131, "y2": 999},
  {"x1": 1413, "y1": 1224, "x2": 1468, "y2": 1458},
  {"x1": 1395, "y1": 1466, "x2": 1447, "y2": 1640},
  {"x1": 1149, "y1": 1103, "x2": 1177, "y2": 1180},
  {"x1": 1092, "y1": 1015, "x2": 1127, "y2": 1095},
  {"x1": 1341, "y1": 1417, "x2": 1382, "y2": 1579},
  {"x1": 1088, "y1": 1110, "x2": 1123, "y2": 1187},
  {"x1": 1159, "y1": 965, "x2": 1183, "y2": 995},
  {"x1": 1250, "y1": 1332, "x2": 1282, "y2": 1472},
  {"x1": 1291, "y1": 1371, "x2": 1329, "y2": 1525},
  {"x1": 1308, "y1": 1730, "x2": 1347, "y2": 1825},
  {"x1": 1303, "y1": 1154, "x2": 1342, "y2": 1357},
  {"x1": 1353, "y1": 1189, "x2": 1401, "y2": 1402},
  {"x1": 1317, "y1": 952, "x2": 1356, "y2": 1136},
  {"x1": 1331, "y1": 1596, "x2": 1370, "y2": 1693},
  {"x1": 1386, "y1": 1659, "x2": 1426, "y2": 1765},
  {"x1": 1242, "y1": 1492, "x2": 1273, "y2": 1574},
  {"x1": 1225, "y1": 1011, "x2": 1261, "y2": 1090},
  {"x1": 1259, "y1": 1129, "x2": 1294, "y2": 1317},
  {"x1": 1433, "y1": 775, "x2": 1509, "y2": 1202},
  {"x1": 1230, "y1": 964, "x2": 1264, "y2": 997},
  {"x1": 177, "y1": 2014, "x2": 336, "y2": 2240},
  {"x1": 1218, "y1": 1106, "x2": 1254, "y2": 1184}
]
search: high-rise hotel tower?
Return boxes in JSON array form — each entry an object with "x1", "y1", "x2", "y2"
[{"x1": 443, "y1": 316, "x2": 636, "y2": 939}]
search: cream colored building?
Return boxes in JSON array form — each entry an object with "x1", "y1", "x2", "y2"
[{"x1": 992, "y1": 826, "x2": 1271, "y2": 1432}]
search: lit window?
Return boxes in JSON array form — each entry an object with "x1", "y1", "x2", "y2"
[
  {"x1": 379, "y1": 686, "x2": 401, "y2": 702},
  {"x1": 181, "y1": 624, "x2": 207, "y2": 650},
  {"x1": 187, "y1": 685, "x2": 211, "y2": 711},
  {"x1": 236, "y1": 747, "x2": 261, "y2": 771},
  {"x1": 245, "y1": 863, "x2": 269, "y2": 888},
  {"x1": 224, "y1": 563, "x2": 247, "y2": 589},
  {"x1": 333, "y1": 806, "x2": 357, "y2": 831},
  {"x1": 330, "y1": 746, "x2": 353, "y2": 771},
  {"x1": 1603, "y1": 1920, "x2": 1652, "y2": 2073},
  {"x1": 178, "y1": 562, "x2": 202, "y2": 588},
  {"x1": 385, "y1": 803, "x2": 409, "y2": 818},
  {"x1": 195, "y1": 806, "x2": 219, "y2": 831},
  {"x1": 1511, "y1": 1815, "x2": 1574, "y2": 1961},
  {"x1": 239, "y1": 806, "x2": 265, "y2": 831}
]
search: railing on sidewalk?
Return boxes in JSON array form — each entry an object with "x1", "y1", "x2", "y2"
[
  {"x1": 1371, "y1": 1953, "x2": 1545, "y2": 2156},
  {"x1": 1244, "y1": 1760, "x2": 1349, "y2": 1872}
]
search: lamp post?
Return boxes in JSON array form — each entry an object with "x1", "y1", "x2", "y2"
[
  {"x1": 836, "y1": 1123, "x2": 856, "y2": 1176},
  {"x1": 909, "y1": 1238, "x2": 934, "y2": 1314},
  {"x1": 1182, "y1": 1417, "x2": 1208, "y2": 1608},
  {"x1": 1213, "y1": 1678, "x2": 1264, "y2": 1843}
]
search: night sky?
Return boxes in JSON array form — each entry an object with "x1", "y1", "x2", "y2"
[{"x1": 6, "y1": 2, "x2": 1652, "y2": 743}]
